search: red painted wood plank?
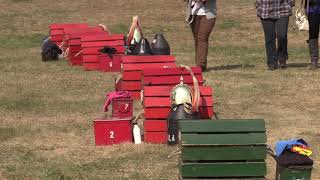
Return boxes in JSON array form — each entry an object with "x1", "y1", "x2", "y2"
[
  {"x1": 122, "y1": 55, "x2": 175, "y2": 63},
  {"x1": 144, "y1": 131, "x2": 167, "y2": 144},
  {"x1": 63, "y1": 27, "x2": 103, "y2": 35},
  {"x1": 51, "y1": 35, "x2": 63, "y2": 42},
  {"x1": 143, "y1": 66, "x2": 202, "y2": 76},
  {"x1": 144, "y1": 120, "x2": 167, "y2": 132},
  {"x1": 81, "y1": 34, "x2": 125, "y2": 42},
  {"x1": 83, "y1": 63, "x2": 100, "y2": 71},
  {"x1": 144, "y1": 82, "x2": 204, "y2": 87},
  {"x1": 144, "y1": 97, "x2": 213, "y2": 107},
  {"x1": 122, "y1": 71, "x2": 142, "y2": 81},
  {"x1": 66, "y1": 31, "x2": 108, "y2": 40},
  {"x1": 69, "y1": 45, "x2": 82, "y2": 53},
  {"x1": 81, "y1": 40, "x2": 124, "y2": 48},
  {"x1": 83, "y1": 55, "x2": 99, "y2": 63},
  {"x1": 119, "y1": 81, "x2": 142, "y2": 91},
  {"x1": 144, "y1": 86, "x2": 172, "y2": 97},
  {"x1": 143, "y1": 75, "x2": 204, "y2": 86},
  {"x1": 99, "y1": 55, "x2": 121, "y2": 72},
  {"x1": 68, "y1": 52, "x2": 82, "y2": 58},
  {"x1": 144, "y1": 107, "x2": 214, "y2": 119},
  {"x1": 144, "y1": 86, "x2": 213, "y2": 97},
  {"x1": 50, "y1": 29, "x2": 64, "y2": 35},
  {"x1": 123, "y1": 63, "x2": 176, "y2": 71},
  {"x1": 144, "y1": 107, "x2": 171, "y2": 119},
  {"x1": 129, "y1": 91, "x2": 141, "y2": 100},
  {"x1": 49, "y1": 23, "x2": 88, "y2": 30},
  {"x1": 82, "y1": 46, "x2": 125, "y2": 55},
  {"x1": 144, "y1": 107, "x2": 213, "y2": 119},
  {"x1": 69, "y1": 39, "x2": 81, "y2": 45}
]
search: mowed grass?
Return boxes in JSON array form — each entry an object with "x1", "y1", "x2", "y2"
[{"x1": 0, "y1": 0, "x2": 319, "y2": 179}]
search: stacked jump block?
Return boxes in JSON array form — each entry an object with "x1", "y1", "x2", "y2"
[
  {"x1": 179, "y1": 119, "x2": 267, "y2": 179},
  {"x1": 94, "y1": 97, "x2": 134, "y2": 145},
  {"x1": 49, "y1": 23, "x2": 88, "y2": 47},
  {"x1": 143, "y1": 67, "x2": 204, "y2": 87},
  {"x1": 142, "y1": 67, "x2": 214, "y2": 144},
  {"x1": 81, "y1": 34, "x2": 125, "y2": 71},
  {"x1": 63, "y1": 27, "x2": 107, "y2": 65},
  {"x1": 116, "y1": 55, "x2": 176, "y2": 99}
]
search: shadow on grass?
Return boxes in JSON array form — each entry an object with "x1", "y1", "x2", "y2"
[
  {"x1": 286, "y1": 62, "x2": 310, "y2": 68},
  {"x1": 207, "y1": 64, "x2": 255, "y2": 71}
]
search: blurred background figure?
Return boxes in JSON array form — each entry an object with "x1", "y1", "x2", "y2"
[{"x1": 306, "y1": 0, "x2": 320, "y2": 69}]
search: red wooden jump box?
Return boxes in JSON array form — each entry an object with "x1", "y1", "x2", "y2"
[
  {"x1": 93, "y1": 119, "x2": 132, "y2": 145},
  {"x1": 99, "y1": 54, "x2": 122, "y2": 72},
  {"x1": 144, "y1": 120, "x2": 168, "y2": 144},
  {"x1": 111, "y1": 97, "x2": 133, "y2": 119},
  {"x1": 116, "y1": 55, "x2": 176, "y2": 99},
  {"x1": 81, "y1": 34, "x2": 125, "y2": 71},
  {"x1": 144, "y1": 131, "x2": 168, "y2": 144},
  {"x1": 49, "y1": 23, "x2": 88, "y2": 46}
]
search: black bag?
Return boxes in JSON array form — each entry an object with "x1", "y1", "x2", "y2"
[
  {"x1": 167, "y1": 104, "x2": 199, "y2": 145},
  {"x1": 99, "y1": 46, "x2": 117, "y2": 58},
  {"x1": 133, "y1": 38, "x2": 152, "y2": 55},
  {"x1": 151, "y1": 33, "x2": 170, "y2": 55},
  {"x1": 127, "y1": 40, "x2": 138, "y2": 55},
  {"x1": 277, "y1": 150, "x2": 314, "y2": 167},
  {"x1": 41, "y1": 37, "x2": 62, "y2": 61}
]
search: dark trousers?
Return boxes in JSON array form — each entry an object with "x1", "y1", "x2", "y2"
[
  {"x1": 190, "y1": 15, "x2": 216, "y2": 70},
  {"x1": 261, "y1": 17, "x2": 289, "y2": 68},
  {"x1": 308, "y1": 13, "x2": 320, "y2": 39}
]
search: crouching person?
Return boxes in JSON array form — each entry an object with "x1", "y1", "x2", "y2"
[
  {"x1": 307, "y1": 0, "x2": 320, "y2": 69},
  {"x1": 255, "y1": 0, "x2": 295, "y2": 70}
]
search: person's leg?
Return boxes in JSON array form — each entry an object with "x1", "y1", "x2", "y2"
[
  {"x1": 308, "y1": 13, "x2": 320, "y2": 68},
  {"x1": 275, "y1": 17, "x2": 289, "y2": 68},
  {"x1": 190, "y1": 15, "x2": 201, "y2": 61},
  {"x1": 195, "y1": 16, "x2": 216, "y2": 71},
  {"x1": 261, "y1": 18, "x2": 277, "y2": 70}
]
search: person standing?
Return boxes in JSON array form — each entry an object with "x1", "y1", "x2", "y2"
[
  {"x1": 186, "y1": 0, "x2": 217, "y2": 71},
  {"x1": 306, "y1": 0, "x2": 320, "y2": 69},
  {"x1": 255, "y1": 0, "x2": 295, "y2": 70}
]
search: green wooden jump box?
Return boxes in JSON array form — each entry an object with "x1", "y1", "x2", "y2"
[{"x1": 179, "y1": 119, "x2": 267, "y2": 179}]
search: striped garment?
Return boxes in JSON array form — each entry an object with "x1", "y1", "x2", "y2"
[
  {"x1": 255, "y1": 0, "x2": 295, "y2": 19},
  {"x1": 307, "y1": 0, "x2": 320, "y2": 14}
]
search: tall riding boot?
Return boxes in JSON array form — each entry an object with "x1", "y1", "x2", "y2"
[{"x1": 308, "y1": 39, "x2": 319, "y2": 69}]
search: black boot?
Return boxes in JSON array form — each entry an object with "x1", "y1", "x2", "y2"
[
  {"x1": 308, "y1": 39, "x2": 319, "y2": 69},
  {"x1": 278, "y1": 58, "x2": 287, "y2": 69}
]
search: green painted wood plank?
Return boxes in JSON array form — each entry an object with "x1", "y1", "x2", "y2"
[
  {"x1": 179, "y1": 119, "x2": 265, "y2": 133},
  {"x1": 182, "y1": 146, "x2": 267, "y2": 161},
  {"x1": 181, "y1": 162, "x2": 267, "y2": 178},
  {"x1": 181, "y1": 133, "x2": 266, "y2": 146}
]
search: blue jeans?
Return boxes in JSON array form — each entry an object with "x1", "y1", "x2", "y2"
[{"x1": 261, "y1": 17, "x2": 289, "y2": 68}]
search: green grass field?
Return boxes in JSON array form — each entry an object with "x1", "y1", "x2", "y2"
[{"x1": 0, "y1": 0, "x2": 319, "y2": 179}]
